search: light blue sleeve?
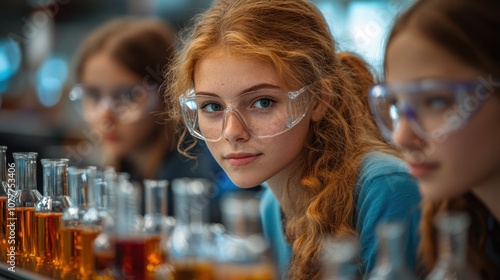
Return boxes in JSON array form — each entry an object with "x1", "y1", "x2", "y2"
[{"x1": 355, "y1": 154, "x2": 421, "y2": 276}]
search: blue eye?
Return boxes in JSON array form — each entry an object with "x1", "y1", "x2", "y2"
[
  {"x1": 424, "y1": 96, "x2": 453, "y2": 110},
  {"x1": 202, "y1": 102, "x2": 223, "y2": 112},
  {"x1": 254, "y1": 98, "x2": 273, "y2": 109}
]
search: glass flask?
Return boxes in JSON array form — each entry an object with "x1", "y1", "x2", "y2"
[
  {"x1": 0, "y1": 146, "x2": 9, "y2": 263},
  {"x1": 35, "y1": 158, "x2": 72, "y2": 270},
  {"x1": 321, "y1": 235, "x2": 359, "y2": 280},
  {"x1": 12, "y1": 152, "x2": 42, "y2": 268},
  {"x1": 425, "y1": 212, "x2": 481, "y2": 280},
  {"x1": 168, "y1": 178, "x2": 216, "y2": 280},
  {"x1": 60, "y1": 166, "x2": 97, "y2": 276},
  {"x1": 367, "y1": 222, "x2": 416, "y2": 280},
  {"x1": 114, "y1": 179, "x2": 147, "y2": 280},
  {"x1": 214, "y1": 191, "x2": 276, "y2": 280},
  {"x1": 143, "y1": 179, "x2": 174, "y2": 279}
]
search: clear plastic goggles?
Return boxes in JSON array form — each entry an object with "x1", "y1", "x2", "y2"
[
  {"x1": 179, "y1": 85, "x2": 312, "y2": 142},
  {"x1": 69, "y1": 84, "x2": 158, "y2": 123},
  {"x1": 368, "y1": 80, "x2": 492, "y2": 142}
]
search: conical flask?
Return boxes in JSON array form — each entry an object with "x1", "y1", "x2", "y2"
[
  {"x1": 425, "y1": 212, "x2": 481, "y2": 280},
  {"x1": 321, "y1": 235, "x2": 359, "y2": 280},
  {"x1": 367, "y1": 222, "x2": 416, "y2": 280},
  {"x1": 12, "y1": 152, "x2": 42, "y2": 266},
  {"x1": 35, "y1": 158, "x2": 72, "y2": 269}
]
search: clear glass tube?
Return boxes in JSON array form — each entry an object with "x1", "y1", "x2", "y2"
[
  {"x1": 321, "y1": 235, "x2": 359, "y2": 280},
  {"x1": 35, "y1": 158, "x2": 71, "y2": 269},
  {"x1": 61, "y1": 166, "x2": 97, "y2": 276},
  {"x1": 425, "y1": 212, "x2": 481, "y2": 280},
  {"x1": 169, "y1": 178, "x2": 215, "y2": 279},
  {"x1": 12, "y1": 152, "x2": 42, "y2": 266},
  {"x1": 0, "y1": 146, "x2": 8, "y2": 263},
  {"x1": 143, "y1": 179, "x2": 171, "y2": 279},
  {"x1": 367, "y1": 222, "x2": 416, "y2": 280},
  {"x1": 214, "y1": 191, "x2": 275, "y2": 280}
]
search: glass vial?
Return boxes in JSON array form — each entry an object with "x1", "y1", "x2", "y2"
[
  {"x1": 169, "y1": 178, "x2": 215, "y2": 280},
  {"x1": 35, "y1": 158, "x2": 71, "y2": 269},
  {"x1": 0, "y1": 146, "x2": 8, "y2": 263},
  {"x1": 425, "y1": 212, "x2": 481, "y2": 280},
  {"x1": 143, "y1": 179, "x2": 171, "y2": 279},
  {"x1": 367, "y1": 222, "x2": 416, "y2": 280},
  {"x1": 114, "y1": 179, "x2": 147, "y2": 280},
  {"x1": 12, "y1": 152, "x2": 42, "y2": 267},
  {"x1": 61, "y1": 166, "x2": 97, "y2": 276},
  {"x1": 214, "y1": 191, "x2": 276, "y2": 280},
  {"x1": 321, "y1": 235, "x2": 359, "y2": 280}
]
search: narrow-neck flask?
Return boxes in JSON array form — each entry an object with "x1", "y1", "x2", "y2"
[
  {"x1": 0, "y1": 146, "x2": 9, "y2": 263},
  {"x1": 114, "y1": 179, "x2": 147, "y2": 280},
  {"x1": 61, "y1": 166, "x2": 97, "y2": 275},
  {"x1": 12, "y1": 152, "x2": 42, "y2": 265},
  {"x1": 35, "y1": 158, "x2": 71, "y2": 268},
  {"x1": 215, "y1": 191, "x2": 275, "y2": 280},
  {"x1": 321, "y1": 235, "x2": 359, "y2": 280},
  {"x1": 425, "y1": 212, "x2": 481, "y2": 280},
  {"x1": 143, "y1": 179, "x2": 172, "y2": 278},
  {"x1": 367, "y1": 222, "x2": 416, "y2": 280},
  {"x1": 169, "y1": 178, "x2": 215, "y2": 279}
]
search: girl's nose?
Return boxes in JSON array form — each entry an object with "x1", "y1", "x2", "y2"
[{"x1": 223, "y1": 110, "x2": 250, "y2": 142}]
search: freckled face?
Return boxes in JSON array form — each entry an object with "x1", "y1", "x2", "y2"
[
  {"x1": 386, "y1": 30, "x2": 500, "y2": 200},
  {"x1": 193, "y1": 49, "x2": 312, "y2": 188}
]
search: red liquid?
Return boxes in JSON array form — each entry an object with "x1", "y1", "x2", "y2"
[
  {"x1": 115, "y1": 238, "x2": 147, "y2": 280},
  {"x1": 0, "y1": 197, "x2": 7, "y2": 262}
]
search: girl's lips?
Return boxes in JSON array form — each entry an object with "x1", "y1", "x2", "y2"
[
  {"x1": 225, "y1": 153, "x2": 261, "y2": 167},
  {"x1": 408, "y1": 162, "x2": 439, "y2": 177},
  {"x1": 103, "y1": 134, "x2": 120, "y2": 142}
]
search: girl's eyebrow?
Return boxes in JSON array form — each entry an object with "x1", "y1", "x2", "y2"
[{"x1": 195, "y1": 83, "x2": 281, "y2": 97}]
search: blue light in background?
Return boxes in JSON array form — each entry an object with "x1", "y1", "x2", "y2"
[
  {"x1": 36, "y1": 56, "x2": 68, "y2": 107},
  {"x1": 0, "y1": 39, "x2": 22, "y2": 94}
]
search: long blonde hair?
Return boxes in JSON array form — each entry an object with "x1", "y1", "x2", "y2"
[{"x1": 165, "y1": 0, "x2": 395, "y2": 278}]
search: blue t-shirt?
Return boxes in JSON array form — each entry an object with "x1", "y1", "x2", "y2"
[{"x1": 260, "y1": 151, "x2": 421, "y2": 279}]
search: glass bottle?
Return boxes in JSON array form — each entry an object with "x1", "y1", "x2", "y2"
[
  {"x1": 169, "y1": 178, "x2": 216, "y2": 280},
  {"x1": 0, "y1": 146, "x2": 8, "y2": 263},
  {"x1": 35, "y1": 158, "x2": 72, "y2": 270},
  {"x1": 367, "y1": 222, "x2": 416, "y2": 280},
  {"x1": 60, "y1": 166, "x2": 97, "y2": 276},
  {"x1": 143, "y1": 179, "x2": 172, "y2": 279},
  {"x1": 321, "y1": 235, "x2": 359, "y2": 280},
  {"x1": 425, "y1": 212, "x2": 481, "y2": 280},
  {"x1": 114, "y1": 179, "x2": 147, "y2": 280},
  {"x1": 12, "y1": 152, "x2": 42, "y2": 268},
  {"x1": 214, "y1": 191, "x2": 275, "y2": 280}
]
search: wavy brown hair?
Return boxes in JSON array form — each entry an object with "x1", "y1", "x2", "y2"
[
  {"x1": 386, "y1": 0, "x2": 500, "y2": 278},
  {"x1": 165, "y1": 0, "x2": 395, "y2": 278}
]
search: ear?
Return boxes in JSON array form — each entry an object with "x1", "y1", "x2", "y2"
[{"x1": 311, "y1": 79, "x2": 332, "y2": 122}]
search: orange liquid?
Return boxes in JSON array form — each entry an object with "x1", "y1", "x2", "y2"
[
  {"x1": 173, "y1": 261, "x2": 215, "y2": 280},
  {"x1": 13, "y1": 207, "x2": 36, "y2": 258},
  {"x1": 214, "y1": 263, "x2": 276, "y2": 280},
  {"x1": 61, "y1": 227, "x2": 82, "y2": 273},
  {"x1": 0, "y1": 197, "x2": 7, "y2": 262},
  {"x1": 80, "y1": 229, "x2": 100, "y2": 277},
  {"x1": 146, "y1": 234, "x2": 166, "y2": 280},
  {"x1": 35, "y1": 212, "x2": 63, "y2": 267},
  {"x1": 94, "y1": 251, "x2": 115, "y2": 279}
]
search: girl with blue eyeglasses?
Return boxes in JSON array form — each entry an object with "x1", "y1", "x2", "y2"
[
  {"x1": 166, "y1": 0, "x2": 422, "y2": 278},
  {"x1": 369, "y1": 0, "x2": 500, "y2": 278}
]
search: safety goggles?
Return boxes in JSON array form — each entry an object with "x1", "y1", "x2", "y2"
[
  {"x1": 368, "y1": 80, "x2": 493, "y2": 142},
  {"x1": 69, "y1": 84, "x2": 159, "y2": 123},
  {"x1": 179, "y1": 85, "x2": 312, "y2": 142}
]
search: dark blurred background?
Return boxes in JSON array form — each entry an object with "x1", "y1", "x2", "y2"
[{"x1": 0, "y1": 0, "x2": 414, "y2": 191}]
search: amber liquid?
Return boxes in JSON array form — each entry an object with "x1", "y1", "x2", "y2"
[
  {"x1": 214, "y1": 263, "x2": 276, "y2": 280},
  {"x1": 35, "y1": 212, "x2": 63, "y2": 267},
  {"x1": 13, "y1": 207, "x2": 36, "y2": 256},
  {"x1": 173, "y1": 261, "x2": 215, "y2": 280},
  {"x1": 61, "y1": 227, "x2": 82, "y2": 273},
  {"x1": 94, "y1": 251, "x2": 115, "y2": 280},
  {"x1": 0, "y1": 197, "x2": 7, "y2": 262},
  {"x1": 146, "y1": 234, "x2": 166, "y2": 280},
  {"x1": 80, "y1": 229, "x2": 100, "y2": 277},
  {"x1": 115, "y1": 238, "x2": 147, "y2": 280}
]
